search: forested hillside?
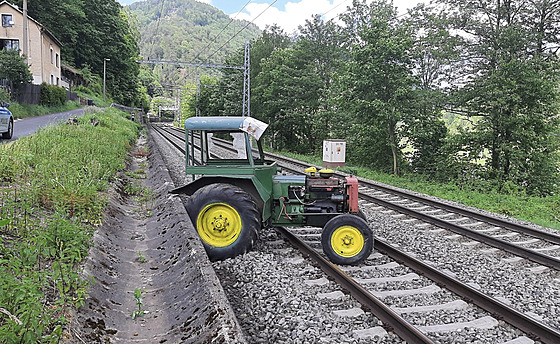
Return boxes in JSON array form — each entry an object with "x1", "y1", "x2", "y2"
[
  {"x1": 127, "y1": 0, "x2": 261, "y2": 87},
  {"x1": 189, "y1": 0, "x2": 560, "y2": 198},
  {"x1": 11, "y1": 0, "x2": 144, "y2": 107}
]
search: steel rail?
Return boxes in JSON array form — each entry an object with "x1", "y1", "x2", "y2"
[
  {"x1": 360, "y1": 192, "x2": 560, "y2": 270},
  {"x1": 153, "y1": 124, "x2": 221, "y2": 164},
  {"x1": 357, "y1": 181, "x2": 560, "y2": 245},
  {"x1": 375, "y1": 239, "x2": 560, "y2": 344},
  {"x1": 276, "y1": 227, "x2": 435, "y2": 344},
  {"x1": 151, "y1": 124, "x2": 185, "y2": 154}
]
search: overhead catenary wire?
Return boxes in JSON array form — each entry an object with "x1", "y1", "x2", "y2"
[
  {"x1": 204, "y1": 0, "x2": 278, "y2": 63},
  {"x1": 147, "y1": 0, "x2": 167, "y2": 60},
  {"x1": 189, "y1": 0, "x2": 254, "y2": 65},
  {"x1": 181, "y1": 0, "x2": 276, "y2": 84},
  {"x1": 321, "y1": 0, "x2": 350, "y2": 17}
]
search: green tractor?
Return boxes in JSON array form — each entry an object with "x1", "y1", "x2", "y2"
[{"x1": 172, "y1": 116, "x2": 373, "y2": 265}]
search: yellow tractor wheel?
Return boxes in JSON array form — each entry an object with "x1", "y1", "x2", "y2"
[
  {"x1": 186, "y1": 183, "x2": 260, "y2": 261},
  {"x1": 321, "y1": 214, "x2": 373, "y2": 265}
]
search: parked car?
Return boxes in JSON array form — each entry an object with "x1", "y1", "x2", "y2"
[{"x1": 0, "y1": 102, "x2": 13, "y2": 139}]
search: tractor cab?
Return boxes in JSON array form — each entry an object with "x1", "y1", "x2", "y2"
[
  {"x1": 172, "y1": 116, "x2": 279, "y2": 222},
  {"x1": 184, "y1": 116, "x2": 273, "y2": 170}
]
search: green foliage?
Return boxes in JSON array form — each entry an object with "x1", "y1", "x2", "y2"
[
  {"x1": 39, "y1": 83, "x2": 67, "y2": 107},
  {"x1": 76, "y1": 65, "x2": 103, "y2": 96},
  {"x1": 339, "y1": 0, "x2": 416, "y2": 175},
  {"x1": 0, "y1": 49, "x2": 32, "y2": 85},
  {"x1": 17, "y1": 0, "x2": 144, "y2": 107},
  {"x1": 0, "y1": 108, "x2": 140, "y2": 342},
  {"x1": 435, "y1": 0, "x2": 560, "y2": 195},
  {"x1": 0, "y1": 89, "x2": 10, "y2": 103},
  {"x1": 256, "y1": 48, "x2": 322, "y2": 153}
]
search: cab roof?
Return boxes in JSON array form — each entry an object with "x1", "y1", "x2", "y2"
[{"x1": 184, "y1": 116, "x2": 268, "y2": 140}]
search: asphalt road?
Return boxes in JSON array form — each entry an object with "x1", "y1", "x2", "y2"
[{"x1": 0, "y1": 107, "x2": 89, "y2": 143}]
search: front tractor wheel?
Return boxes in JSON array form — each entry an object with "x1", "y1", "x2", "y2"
[
  {"x1": 185, "y1": 183, "x2": 260, "y2": 261},
  {"x1": 321, "y1": 214, "x2": 373, "y2": 265}
]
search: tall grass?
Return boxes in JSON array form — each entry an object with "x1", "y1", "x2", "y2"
[
  {"x1": 8, "y1": 101, "x2": 82, "y2": 120},
  {"x1": 0, "y1": 108, "x2": 139, "y2": 342}
]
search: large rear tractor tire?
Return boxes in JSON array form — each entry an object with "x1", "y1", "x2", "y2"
[
  {"x1": 321, "y1": 214, "x2": 373, "y2": 265},
  {"x1": 185, "y1": 183, "x2": 260, "y2": 261}
]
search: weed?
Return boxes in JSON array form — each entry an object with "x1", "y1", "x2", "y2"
[
  {"x1": 131, "y1": 288, "x2": 145, "y2": 319},
  {"x1": 137, "y1": 251, "x2": 147, "y2": 263}
]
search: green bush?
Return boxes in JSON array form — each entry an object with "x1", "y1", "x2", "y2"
[
  {"x1": 0, "y1": 89, "x2": 9, "y2": 103},
  {"x1": 39, "y1": 83, "x2": 66, "y2": 107}
]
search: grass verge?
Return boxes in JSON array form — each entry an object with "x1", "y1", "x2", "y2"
[
  {"x1": 276, "y1": 151, "x2": 560, "y2": 230},
  {"x1": 8, "y1": 101, "x2": 82, "y2": 120},
  {"x1": 0, "y1": 108, "x2": 140, "y2": 342}
]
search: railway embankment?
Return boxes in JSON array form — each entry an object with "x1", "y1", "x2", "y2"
[{"x1": 69, "y1": 129, "x2": 246, "y2": 343}]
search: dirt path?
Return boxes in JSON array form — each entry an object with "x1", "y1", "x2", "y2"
[{"x1": 65, "y1": 134, "x2": 246, "y2": 343}]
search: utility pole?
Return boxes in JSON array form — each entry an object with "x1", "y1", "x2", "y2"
[
  {"x1": 196, "y1": 75, "x2": 201, "y2": 117},
  {"x1": 137, "y1": 43, "x2": 251, "y2": 118},
  {"x1": 242, "y1": 40, "x2": 250, "y2": 117},
  {"x1": 22, "y1": 0, "x2": 28, "y2": 63}
]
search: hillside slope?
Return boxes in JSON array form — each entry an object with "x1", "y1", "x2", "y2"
[{"x1": 128, "y1": 0, "x2": 261, "y2": 84}]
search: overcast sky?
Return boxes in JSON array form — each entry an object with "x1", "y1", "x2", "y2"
[{"x1": 119, "y1": 0, "x2": 425, "y2": 33}]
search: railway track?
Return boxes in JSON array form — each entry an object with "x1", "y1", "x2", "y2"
[
  {"x1": 155, "y1": 123, "x2": 560, "y2": 270},
  {"x1": 150, "y1": 122, "x2": 560, "y2": 343}
]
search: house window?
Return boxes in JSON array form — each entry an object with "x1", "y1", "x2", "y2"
[
  {"x1": 50, "y1": 47, "x2": 54, "y2": 64},
  {"x1": 56, "y1": 77, "x2": 59, "y2": 86},
  {"x1": 1, "y1": 14, "x2": 13, "y2": 27},
  {"x1": 50, "y1": 75, "x2": 54, "y2": 85},
  {"x1": 56, "y1": 53, "x2": 59, "y2": 67},
  {"x1": 1, "y1": 39, "x2": 19, "y2": 51}
]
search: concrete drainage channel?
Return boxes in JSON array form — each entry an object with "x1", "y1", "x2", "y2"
[{"x1": 67, "y1": 134, "x2": 246, "y2": 343}]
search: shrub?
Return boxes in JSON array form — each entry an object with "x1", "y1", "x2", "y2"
[
  {"x1": 39, "y1": 83, "x2": 66, "y2": 107},
  {"x1": 0, "y1": 88, "x2": 10, "y2": 103}
]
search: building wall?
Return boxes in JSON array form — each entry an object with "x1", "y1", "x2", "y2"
[
  {"x1": 39, "y1": 31, "x2": 61, "y2": 86},
  {"x1": 0, "y1": 2, "x2": 61, "y2": 86}
]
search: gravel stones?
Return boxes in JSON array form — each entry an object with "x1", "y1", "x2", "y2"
[{"x1": 212, "y1": 228, "x2": 399, "y2": 343}]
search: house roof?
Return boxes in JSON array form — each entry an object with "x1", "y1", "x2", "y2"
[
  {"x1": 61, "y1": 63, "x2": 81, "y2": 75},
  {"x1": 0, "y1": 1, "x2": 63, "y2": 47}
]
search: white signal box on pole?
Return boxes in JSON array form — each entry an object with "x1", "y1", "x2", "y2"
[{"x1": 323, "y1": 139, "x2": 346, "y2": 168}]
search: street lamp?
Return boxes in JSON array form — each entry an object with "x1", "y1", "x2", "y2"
[{"x1": 103, "y1": 58, "x2": 110, "y2": 102}]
